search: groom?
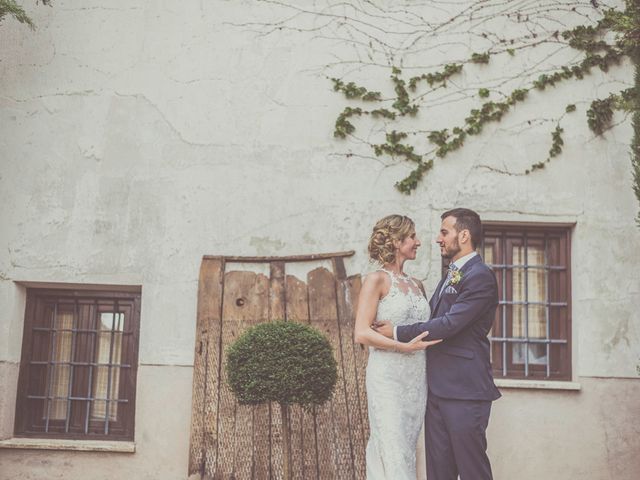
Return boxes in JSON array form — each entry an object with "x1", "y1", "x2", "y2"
[{"x1": 376, "y1": 208, "x2": 501, "y2": 480}]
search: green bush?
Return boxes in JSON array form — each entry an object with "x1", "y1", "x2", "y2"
[{"x1": 226, "y1": 320, "x2": 338, "y2": 408}]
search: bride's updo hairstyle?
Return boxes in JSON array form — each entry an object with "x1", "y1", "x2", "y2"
[{"x1": 368, "y1": 215, "x2": 415, "y2": 264}]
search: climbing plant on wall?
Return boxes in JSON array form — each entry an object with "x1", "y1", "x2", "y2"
[
  {"x1": 0, "y1": 0, "x2": 50, "y2": 30},
  {"x1": 240, "y1": 0, "x2": 638, "y2": 224},
  {"x1": 329, "y1": 2, "x2": 639, "y2": 221},
  {"x1": 626, "y1": 1, "x2": 640, "y2": 225}
]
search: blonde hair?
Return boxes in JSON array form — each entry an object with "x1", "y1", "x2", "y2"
[{"x1": 368, "y1": 215, "x2": 416, "y2": 264}]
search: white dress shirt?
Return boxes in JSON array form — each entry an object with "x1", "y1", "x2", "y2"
[{"x1": 448, "y1": 251, "x2": 478, "y2": 271}]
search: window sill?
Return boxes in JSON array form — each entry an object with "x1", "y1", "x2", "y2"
[
  {"x1": 495, "y1": 378, "x2": 581, "y2": 391},
  {"x1": 0, "y1": 437, "x2": 135, "y2": 452}
]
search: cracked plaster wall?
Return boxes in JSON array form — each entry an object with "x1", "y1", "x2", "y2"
[{"x1": 0, "y1": 1, "x2": 638, "y2": 479}]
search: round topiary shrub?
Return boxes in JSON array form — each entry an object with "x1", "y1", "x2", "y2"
[
  {"x1": 226, "y1": 320, "x2": 338, "y2": 407},
  {"x1": 226, "y1": 320, "x2": 338, "y2": 480}
]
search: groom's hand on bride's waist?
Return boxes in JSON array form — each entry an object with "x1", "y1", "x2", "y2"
[{"x1": 371, "y1": 321, "x2": 393, "y2": 338}]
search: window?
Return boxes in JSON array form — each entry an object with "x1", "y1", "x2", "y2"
[
  {"x1": 481, "y1": 223, "x2": 572, "y2": 380},
  {"x1": 14, "y1": 288, "x2": 141, "y2": 440}
]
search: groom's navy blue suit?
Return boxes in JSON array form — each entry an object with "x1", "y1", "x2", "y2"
[{"x1": 396, "y1": 254, "x2": 500, "y2": 480}]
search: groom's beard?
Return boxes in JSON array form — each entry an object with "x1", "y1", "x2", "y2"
[{"x1": 440, "y1": 238, "x2": 461, "y2": 259}]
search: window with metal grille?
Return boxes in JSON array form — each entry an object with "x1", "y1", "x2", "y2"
[
  {"x1": 14, "y1": 288, "x2": 141, "y2": 440},
  {"x1": 481, "y1": 223, "x2": 572, "y2": 380}
]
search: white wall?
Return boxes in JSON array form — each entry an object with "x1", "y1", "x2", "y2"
[{"x1": 1, "y1": 1, "x2": 639, "y2": 478}]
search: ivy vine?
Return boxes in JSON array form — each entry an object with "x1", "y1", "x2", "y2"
[
  {"x1": 329, "y1": 1, "x2": 640, "y2": 223},
  {"x1": 0, "y1": 0, "x2": 51, "y2": 30}
]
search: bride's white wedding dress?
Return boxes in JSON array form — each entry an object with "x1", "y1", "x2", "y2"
[{"x1": 365, "y1": 269, "x2": 430, "y2": 480}]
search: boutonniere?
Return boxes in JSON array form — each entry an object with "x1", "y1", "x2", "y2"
[{"x1": 449, "y1": 269, "x2": 463, "y2": 285}]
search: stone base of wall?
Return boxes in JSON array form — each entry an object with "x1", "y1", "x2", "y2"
[
  {"x1": 1, "y1": 368, "x2": 638, "y2": 480},
  {"x1": 489, "y1": 376, "x2": 640, "y2": 479},
  {"x1": 0, "y1": 365, "x2": 194, "y2": 480}
]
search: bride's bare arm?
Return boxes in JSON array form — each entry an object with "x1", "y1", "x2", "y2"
[{"x1": 354, "y1": 273, "x2": 433, "y2": 353}]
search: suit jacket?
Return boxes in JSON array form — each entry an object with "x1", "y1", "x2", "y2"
[{"x1": 396, "y1": 254, "x2": 501, "y2": 401}]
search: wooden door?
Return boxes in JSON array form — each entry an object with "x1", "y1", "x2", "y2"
[{"x1": 188, "y1": 252, "x2": 367, "y2": 479}]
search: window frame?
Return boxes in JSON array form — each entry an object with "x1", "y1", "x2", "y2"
[
  {"x1": 14, "y1": 287, "x2": 141, "y2": 441},
  {"x1": 481, "y1": 221, "x2": 574, "y2": 381}
]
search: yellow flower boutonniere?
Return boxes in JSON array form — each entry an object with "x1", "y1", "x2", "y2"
[{"x1": 449, "y1": 269, "x2": 463, "y2": 286}]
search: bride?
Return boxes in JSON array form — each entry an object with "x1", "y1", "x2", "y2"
[{"x1": 354, "y1": 214, "x2": 440, "y2": 480}]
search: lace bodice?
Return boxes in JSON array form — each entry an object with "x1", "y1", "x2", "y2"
[
  {"x1": 375, "y1": 268, "x2": 430, "y2": 331},
  {"x1": 365, "y1": 269, "x2": 431, "y2": 479}
]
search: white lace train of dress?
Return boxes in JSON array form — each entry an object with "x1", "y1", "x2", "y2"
[{"x1": 365, "y1": 269, "x2": 430, "y2": 480}]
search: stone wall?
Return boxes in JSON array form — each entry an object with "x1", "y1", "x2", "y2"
[{"x1": 1, "y1": 1, "x2": 638, "y2": 478}]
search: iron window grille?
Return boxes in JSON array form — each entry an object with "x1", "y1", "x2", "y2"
[
  {"x1": 14, "y1": 288, "x2": 141, "y2": 440},
  {"x1": 480, "y1": 222, "x2": 573, "y2": 380}
]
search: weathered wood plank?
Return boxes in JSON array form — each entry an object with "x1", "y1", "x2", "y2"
[
  {"x1": 346, "y1": 275, "x2": 369, "y2": 449},
  {"x1": 269, "y1": 262, "x2": 286, "y2": 321},
  {"x1": 308, "y1": 267, "x2": 353, "y2": 480},
  {"x1": 270, "y1": 401, "x2": 284, "y2": 480},
  {"x1": 219, "y1": 271, "x2": 269, "y2": 479},
  {"x1": 307, "y1": 267, "x2": 338, "y2": 320},
  {"x1": 235, "y1": 404, "x2": 254, "y2": 480},
  {"x1": 334, "y1": 262, "x2": 366, "y2": 480},
  {"x1": 189, "y1": 257, "x2": 223, "y2": 476},
  {"x1": 284, "y1": 274, "x2": 315, "y2": 479},
  {"x1": 218, "y1": 271, "x2": 244, "y2": 478},
  {"x1": 265, "y1": 262, "x2": 286, "y2": 480},
  {"x1": 204, "y1": 251, "x2": 355, "y2": 262},
  {"x1": 302, "y1": 407, "x2": 319, "y2": 479},
  {"x1": 285, "y1": 275, "x2": 309, "y2": 323},
  {"x1": 253, "y1": 403, "x2": 271, "y2": 480},
  {"x1": 288, "y1": 404, "x2": 305, "y2": 479},
  {"x1": 247, "y1": 265, "x2": 280, "y2": 480},
  {"x1": 331, "y1": 257, "x2": 347, "y2": 281}
]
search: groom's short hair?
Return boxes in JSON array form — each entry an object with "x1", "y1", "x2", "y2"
[{"x1": 442, "y1": 208, "x2": 482, "y2": 249}]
